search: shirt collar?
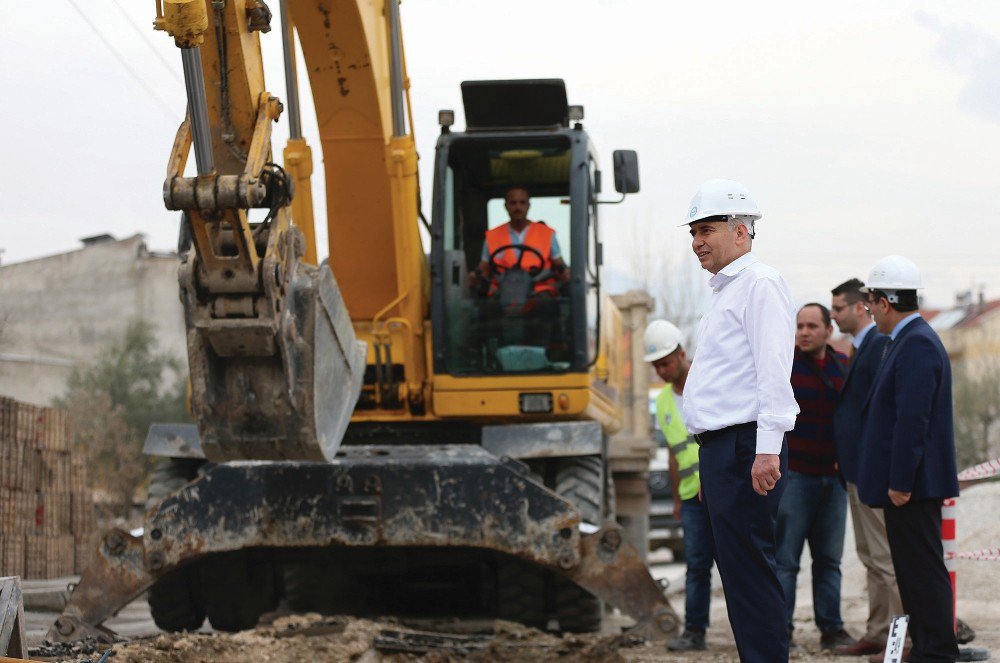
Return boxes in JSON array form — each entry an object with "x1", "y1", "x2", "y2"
[
  {"x1": 853, "y1": 321, "x2": 876, "y2": 349},
  {"x1": 890, "y1": 312, "x2": 921, "y2": 341},
  {"x1": 708, "y1": 251, "x2": 758, "y2": 291}
]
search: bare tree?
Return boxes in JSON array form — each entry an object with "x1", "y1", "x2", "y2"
[
  {"x1": 654, "y1": 254, "x2": 711, "y2": 352},
  {"x1": 0, "y1": 309, "x2": 10, "y2": 348},
  {"x1": 616, "y1": 216, "x2": 711, "y2": 350},
  {"x1": 620, "y1": 215, "x2": 663, "y2": 295}
]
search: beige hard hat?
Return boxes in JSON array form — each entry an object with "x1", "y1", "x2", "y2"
[{"x1": 643, "y1": 320, "x2": 684, "y2": 362}]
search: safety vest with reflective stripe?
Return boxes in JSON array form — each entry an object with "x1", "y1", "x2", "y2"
[
  {"x1": 655, "y1": 386, "x2": 700, "y2": 501},
  {"x1": 485, "y1": 221, "x2": 558, "y2": 296}
]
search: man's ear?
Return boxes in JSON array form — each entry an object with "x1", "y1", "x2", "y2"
[{"x1": 736, "y1": 223, "x2": 750, "y2": 244}]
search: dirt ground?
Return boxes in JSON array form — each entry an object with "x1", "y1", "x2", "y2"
[{"x1": 29, "y1": 482, "x2": 1000, "y2": 662}]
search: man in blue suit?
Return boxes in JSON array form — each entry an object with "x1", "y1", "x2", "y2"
[
  {"x1": 858, "y1": 256, "x2": 959, "y2": 662},
  {"x1": 830, "y1": 278, "x2": 898, "y2": 656}
]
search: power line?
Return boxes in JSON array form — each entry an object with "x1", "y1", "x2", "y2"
[
  {"x1": 63, "y1": 0, "x2": 178, "y2": 121},
  {"x1": 107, "y1": 0, "x2": 185, "y2": 87}
]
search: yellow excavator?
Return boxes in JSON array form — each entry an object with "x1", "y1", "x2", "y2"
[{"x1": 49, "y1": 0, "x2": 677, "y2": 642}]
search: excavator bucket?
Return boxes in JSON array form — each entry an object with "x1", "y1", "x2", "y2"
[{"x1": 180, "y1": 251, "x2": 366, "y2": 463}]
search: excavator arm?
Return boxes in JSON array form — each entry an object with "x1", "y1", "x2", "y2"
[{"x1": 153, "y1": 0, "x2": 366, "y2": 462}]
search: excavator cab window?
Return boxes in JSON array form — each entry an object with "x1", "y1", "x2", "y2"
[{"x1": 434, "y1": 135, "x2": 580, "y2": 375}]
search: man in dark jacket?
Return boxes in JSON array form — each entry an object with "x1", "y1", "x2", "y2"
[
  {"x1": 859, "y1": 256, "x2": 960, "y2": 662},
  {"x1": 830, "y1": 278, "x2": 898, "y2": 656}
]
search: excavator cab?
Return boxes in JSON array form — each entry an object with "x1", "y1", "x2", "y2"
[
  {"x1": 436, "y1": 137, "x2": 575, "y2": 374},
  {"x1": 432, "y1": 80, "x2": 633, "y2": 380}
]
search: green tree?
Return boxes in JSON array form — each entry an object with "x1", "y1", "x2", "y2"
[
  {"x1": 55, "y1": 320, "x2": 188, "y2": 517},
  {"x1": 952, "y1": 356, "x2": 1000, "y2": 471}
]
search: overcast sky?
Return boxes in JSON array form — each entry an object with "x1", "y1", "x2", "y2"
[{"x1": 3, "y1": 1, "x2": 1000, "y2": 311}]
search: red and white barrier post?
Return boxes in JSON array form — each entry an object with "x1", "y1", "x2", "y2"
[{"x1": 941, "y1": 498, "x2": 958, "y2": 632}]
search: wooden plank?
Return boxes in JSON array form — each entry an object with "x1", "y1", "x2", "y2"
[
  {"x1": 0, "y1": 576, "x2": 26, "y2": 659},
  {"x1": 373, "y1": 628, "x2": 493, "y2": 654}
]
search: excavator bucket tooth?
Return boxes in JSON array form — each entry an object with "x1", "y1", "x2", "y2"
[{"x1": 184, "y1": 259, "x2": 366, "y2": 462}]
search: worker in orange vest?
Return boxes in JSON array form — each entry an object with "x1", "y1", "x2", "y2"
[
  {"x1": 470, "y1": 186, "x2": 569, "y2": 299},
  {"x1": 470, "y1": 186, "x2": 570, "y2": 352}
]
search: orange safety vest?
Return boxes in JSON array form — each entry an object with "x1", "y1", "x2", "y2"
[{"x1": 485, "y1": 221, "x2": 558, "y2": 296}]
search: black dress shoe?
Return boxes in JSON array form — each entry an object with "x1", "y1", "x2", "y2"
[
  {"x1": 821, "y1": 628, "x2": 857, "y2": 651},
  {"x1": 667, "y1": 629, "x2": 707, "y2": 651}
]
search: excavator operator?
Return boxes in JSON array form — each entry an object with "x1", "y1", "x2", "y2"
[
  {"x1": 469, "y1": 186, "x2": 569, "y2": 350},
  {"x1": 470, "y1": 186, "x2": 569, "y2": 299}
]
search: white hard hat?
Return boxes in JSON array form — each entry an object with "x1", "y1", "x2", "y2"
[
  {"x1": 643, "y1": 320, "x2": 684, "y2": 362},
  {"x1": 683, "y1": 179, "x2": 762, "y2": 226},
  {"x1": 861, "y1": 255, "x2": 923, "y2": 292}
]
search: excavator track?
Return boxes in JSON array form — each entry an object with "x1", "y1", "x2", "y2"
[{"x1": 48, "y1": 446, "x2": 678, "y2": 643}]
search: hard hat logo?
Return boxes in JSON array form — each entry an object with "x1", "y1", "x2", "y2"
[{"x1": 689, "y1": 206, "x2": 698, "y2": 219}]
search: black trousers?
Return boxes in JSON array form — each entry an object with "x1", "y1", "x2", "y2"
[
  {"x1": 883, "y1": 499, "x2": 959, "y2": 662},
  {"x1": 699, "y1": 424, "x2": 789, "y2": 662}
]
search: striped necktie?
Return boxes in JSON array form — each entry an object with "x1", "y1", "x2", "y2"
[{"x1": 880, "y1": 338, "x2": 893, "y2": 364}]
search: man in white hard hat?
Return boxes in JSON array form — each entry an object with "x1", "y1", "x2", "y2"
[
  {"x1": 680, "y1": 179, "x2": 799, "y2": 662},
  {"x1": 829, "y1": 278, "x2": 899, "y2": 657},
  {"x1": 858, "y1": 256, "x2": 959, "y2": 662},
  {"x1": 643, "y1": 320, "x2": 716, "y2": 652}
]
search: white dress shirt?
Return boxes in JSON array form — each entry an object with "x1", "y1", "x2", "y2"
[{"x1": 682, "y1": 252, "x2": 799, "y2": 454}]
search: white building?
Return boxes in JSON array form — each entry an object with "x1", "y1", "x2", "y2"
[{"x1": 0, "y1": 235, "x2": 185, "y2": 405}]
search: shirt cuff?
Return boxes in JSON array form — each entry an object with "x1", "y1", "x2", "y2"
[{"x1": 755, "y1": 428, "x2": 784, "y2": 455}]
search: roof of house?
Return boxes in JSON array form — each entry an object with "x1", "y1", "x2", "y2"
[{"x1": 928, "y1": 299, "x2": 1000, "y2": 332}]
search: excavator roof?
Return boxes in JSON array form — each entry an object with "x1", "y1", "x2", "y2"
[{"x1": 461, "y1": 79, "x2": 569, "y2": 131}]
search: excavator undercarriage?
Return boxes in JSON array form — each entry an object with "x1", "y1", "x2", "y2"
[{"x1": 50, "y1": 447, "x2": 677, "y2": 642}]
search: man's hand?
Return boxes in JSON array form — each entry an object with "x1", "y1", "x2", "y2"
[
  {"x1": 553, "y1": 258, "x2": 570, "y2": 282},
  {"x1": 888, "y1": 489, "x2": 911, "y2": 507},
  {"x1": 751, "y1": 454, "x2": 781, "y2": 496},
  {"x1": 673, "y1": 498, "x2": 682, "y2": 521}
]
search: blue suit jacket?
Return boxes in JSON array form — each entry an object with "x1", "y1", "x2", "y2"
[
  {"x1": 834, "y1": 327, "x2": 890, "y2": 484},
  {"x1": 858, "y1": 316, "x2": 959, "y2": 506}
]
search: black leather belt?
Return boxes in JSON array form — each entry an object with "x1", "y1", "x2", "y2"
[{"x1": 694, "y1": 421, "x2": 756, "y2": 446}]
